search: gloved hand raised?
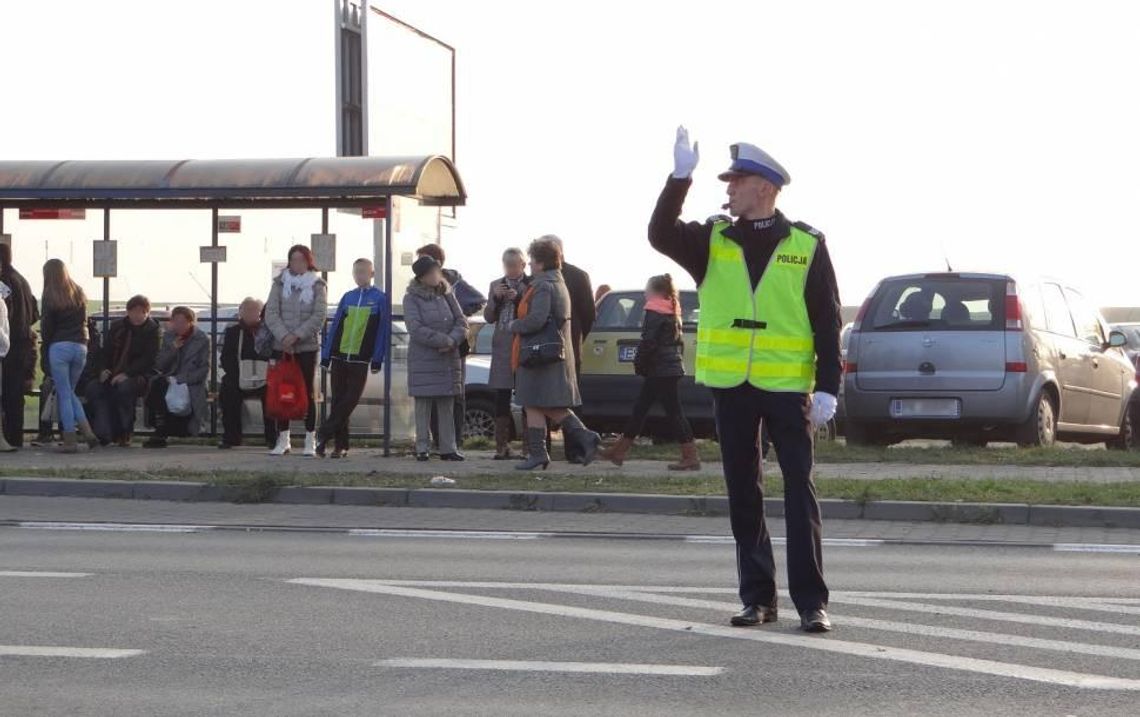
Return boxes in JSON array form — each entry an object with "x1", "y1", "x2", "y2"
[
  {"x1": 810, "y1": 392, "x2": 837, "y2": 428},
  {"x1": 672, "y1": 125, "x2": 700, "y2": 179}
]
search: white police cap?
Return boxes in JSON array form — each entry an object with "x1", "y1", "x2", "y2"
[{"x1": 717, "y1": 143, "x2": 791, "y2": 187}]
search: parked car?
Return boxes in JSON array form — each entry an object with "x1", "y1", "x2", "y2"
[
  {"x1": 843, "y1": 272, "x2": 1137, "y2": 449},
  {"x1": 1111, "y1": 323, "x2": 1140, "y2": 362}
]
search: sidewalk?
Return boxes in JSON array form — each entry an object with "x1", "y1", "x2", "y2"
[{"x1": 3, "y1": 444, "x2": 1138, "y2": 483}]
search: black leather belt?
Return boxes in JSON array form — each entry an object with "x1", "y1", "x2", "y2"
[{"x1": 731, "y1": 319, "x2": 768, "y2": 329}]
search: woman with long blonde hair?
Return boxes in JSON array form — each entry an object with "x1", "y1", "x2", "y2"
[{"x1": 41, "y1": 259, "x2": 97, "y2": 452}]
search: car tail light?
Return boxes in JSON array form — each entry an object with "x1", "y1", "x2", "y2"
[
  {"x1": 1005, "y1": 362, "x2": 1028, "y2": 373},
  {"x1": 1005, "y1": 281, "x2": 1023, "y2": 331}
]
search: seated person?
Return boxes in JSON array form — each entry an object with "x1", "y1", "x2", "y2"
[
  {"x1": 218, "y1": 297, "x2": 275, "y2": 449},
  {"x1": 143, "y1": 306, "x2": 209, "y2": 449},
  {"x1": 84, "y1": 296, "x2": 159, "y2": 446}
]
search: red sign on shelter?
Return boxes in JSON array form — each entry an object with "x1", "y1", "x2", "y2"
[
  {"x1": 19, "y1": 208, "x2": 86, "y2": 220},
  {"x1": 361, "y1": 206, "x2": 387, "y2": 219}
]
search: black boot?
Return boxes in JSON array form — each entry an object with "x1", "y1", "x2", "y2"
[
  {"x1": 515, "y1": 428, "x2": 550, "y2": 471},
  {"x1": 560, "y1": 413, "x2": 601, "y2": 466}
]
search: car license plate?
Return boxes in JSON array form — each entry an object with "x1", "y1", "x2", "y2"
[
  {"x1": 618, "y1": 345, "x2": 638, "y2": 363},
  {"x1": 890, "y1": 398, "x2": 961, "y2": 418}
]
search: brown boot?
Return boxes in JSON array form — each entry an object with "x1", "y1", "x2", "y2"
[
  {"x1": 77, "y1": 421, "x2": 100, "y2": 449},
  {"x1": 60, "y1": 432, "x2": 79, "y2": 454},
  {"x1": 600, "y1": 436, "x2": 634, "y2": 467},
  {"x1": 493, "y1": 416, "x2": 513, "y2": 460},
  {"x1": 668, "y1": 441, "x2": 701, "y2": 471}
]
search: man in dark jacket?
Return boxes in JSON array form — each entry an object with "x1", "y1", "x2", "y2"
[
  {"x1": 1, "y1": 244, "x2": 38, "y2": 447},
  {"x1": 218, "y1": 298, "x2": 275, "y2": 449},
  {"x1": 143, "y1": 306, "x2": 210, "y2": 448},
  {"x1": 541, "y1": 236, "x2": 595, "y2": 376},
  {"x1": 85, "y1": 295, "x2": 160, "y2": 446},
  {"x1": 649, "y1": 128, "x2": 841, "y2": 633},
  {"x1": 317, "y1": 259, "x2": 389, "y2": 458},
  {"x1": 415, "y1": 243, "x2": 484, "y2": 448}
]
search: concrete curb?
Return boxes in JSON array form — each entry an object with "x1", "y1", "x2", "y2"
[{"x1": 0, "y1": 476, "x2": 1137, "y2": 529}]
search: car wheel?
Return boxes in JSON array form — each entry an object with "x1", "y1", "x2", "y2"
[
  {"x1": 1106, "y1": 403, "x2": 1136, "y2": 451},
  {"x1": 844, "y1": 420, "x2": 888, "y2": 447},
  {"x1": 814, "y1": 418, "x2": 837, "y2": 443},
  {"x1": 1016, "y1": 392, "x2": 1056, "y2": 448},
  {"x1": 463, "y1": 398, "x2": 497, "y2": 441}
]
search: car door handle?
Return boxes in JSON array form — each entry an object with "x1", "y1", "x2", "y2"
[{"x1": 1059, "y1": 351, "x2": 1067, "y2": 360}]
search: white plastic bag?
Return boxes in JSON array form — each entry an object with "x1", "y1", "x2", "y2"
[{"x1": 165, "y1": 380, "x2": 192, "y2": 417}]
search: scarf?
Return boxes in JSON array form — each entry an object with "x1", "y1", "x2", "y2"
[
  {"x1": 645, "y1": 295, "x2": 680, "y2": 316},
  {"x1": 510, "y1": 284, "x2": 538, "y2": 372},
  {"x1": 280, "y1": 270, "x2": 318, "y2": 304}
]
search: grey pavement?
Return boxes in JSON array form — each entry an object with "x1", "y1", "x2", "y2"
[
  {"x1": 3, "y1": 495, "x2": 1140, "y2": 546},
  {"x1": 3, "y1": 443, "x2": 1139, "y2": 482},
  {"x1": 1, "y1": 522, "x2": 1139, "y2": 716}
]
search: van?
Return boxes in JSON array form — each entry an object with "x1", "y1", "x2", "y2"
[{"x1": 842, "y1": 273, "x2": 1137, "y2": 448}]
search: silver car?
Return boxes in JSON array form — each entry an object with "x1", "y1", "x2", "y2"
[{"x1": 842, "y1": 272, "x2": 1137, "y2": 448}]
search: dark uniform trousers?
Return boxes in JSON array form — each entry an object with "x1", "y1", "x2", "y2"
[{"x1": 713, "y1": 383, "x2": 828, "y2": 615}]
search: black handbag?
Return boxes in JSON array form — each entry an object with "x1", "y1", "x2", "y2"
[{"x1": 518, "y1": 317, "x2": 565, "y2": 368}]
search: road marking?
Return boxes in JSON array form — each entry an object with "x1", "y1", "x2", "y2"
[
  {"x1": 377, "y1": 658, "x2": 723, "y2": 676},
  {"x1": 0, "y1": 571, "x2": 90, "y2": 578},
  {"x1": 1054, "y1": 543, "x2": 1140, "y2": 554},
  {"x1": 558, "y1": 588, "x2": 1140, "y2": 663},
  {"x1": 828, "y1": 595, "x2": 1140, "y2": 637},
  {"x1": 684, "y1": 536, "x2": 884, "y2": 547},
  {"x1": 348, "y1": 529, "x2": 548, "y2": 540},
  {"x1": 17, "y1": 522, "x2": 210, "y2": 534},
  {"x1": 0, "y1": 646, "x2": 144, "y2": 659},
  {"x1": 837, "y1": 591, "x2": 1140, "y2": 616},
  {"x1": 288, "y1": 579, "x2": 1140, "y2": 691}
]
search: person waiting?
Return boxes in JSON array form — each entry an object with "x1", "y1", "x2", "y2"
[
  {"x1": 143, "y1": 306, "x2": 209, "y2": 448},
  {"x1": 40, "y1": 259, "x2": 98, "y2": 453},
  {"x1": 483, "y1": 248, "x2": 527, "y2": 460},
  {"x1": 85, "y1": 295, "x2": 160, "y2": 447},
  {"x1": 218, "y1": 298, "x2": 275, "y2": 450},
  {"x1": 0, "y1": 283, "x2": 12, "y2": 452},
  {"x1": 318, "y1": 258, "x2": 389, "y2": 459}
]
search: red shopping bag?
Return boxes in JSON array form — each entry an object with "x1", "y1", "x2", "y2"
[{"x1": 265, "y1": 353, "x2": 309, "y2": 421}]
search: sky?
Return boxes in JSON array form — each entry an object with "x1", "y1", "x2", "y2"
[{"x1": 1, "y1": 0, "x2": 1138, "y2": 308}]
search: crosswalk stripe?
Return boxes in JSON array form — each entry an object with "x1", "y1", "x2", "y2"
[
  {"x1": 377, "y1": 658, "x2": 723, "y2": 676},
  {"x1": 348, "y1": 529, "x2": 547, "y2": 540},
  {"x1": 289, "y1": 579, "x2": 1140, "y2": 691},
  {"x1": 0, "y1": 571, "x2": 90, "y2": 578},
  {"x1": 17, "y1": 522, "x2": 209, "y2": 533}
]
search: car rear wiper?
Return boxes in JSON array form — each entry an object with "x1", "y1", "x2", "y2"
[{"x1": 873, "y1": 319, "x2": 932, "y2": 330}]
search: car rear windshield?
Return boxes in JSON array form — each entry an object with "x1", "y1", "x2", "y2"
[{"x1": 864, "y1": 276, "x2": 1006, "y2": 332}]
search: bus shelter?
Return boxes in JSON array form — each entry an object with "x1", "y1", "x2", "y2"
[{"x1": 0, "y1": 155, "x2": 467, "y2": 455}]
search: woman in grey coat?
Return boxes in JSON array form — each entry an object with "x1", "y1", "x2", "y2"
[
  {"x1": 264, "y1": 245, "x2": 328, "y2": 457},
  {"x1": 483, "y1": 247, "x2": 527, "y2": 460},
  {"x1": 404, "y1": 255, "x2": 468, "y2": 461},
  {"x1": 510, "y1": 238, "x2": 602, "y2": 470}
]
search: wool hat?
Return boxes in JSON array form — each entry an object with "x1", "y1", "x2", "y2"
[{"x1": 412, "y1": 255, "x2": 440, "y2": 279}]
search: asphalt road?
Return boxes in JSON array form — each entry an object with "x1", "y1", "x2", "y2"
[{"x1": 1, "y1": 523, "x2": 1138, "y2": 716}]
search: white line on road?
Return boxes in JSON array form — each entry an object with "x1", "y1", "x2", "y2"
[
  {"x1": 0, "y1": 571, "x2": 91, "y2": 578},
  {"x1": 684, "y1": 536, "x2": 885, "y2": 547},
  {"x1": 828, "y1": 595, "x2": 1140, "y2": 637},
  {"x1": 562, "y1": 588, "x2": 1140, "y2": 663},
  {"x1": 348, "y1": 529, "x2": 549, "y2": 540},
  {"x1": 377, "y1": 658, "x2": 723, "y2": 676},
  {"x1": 17, "y1": 522, "x2": 211, "y2": 534},
  {"x1": 0, "y1": 646, "x2": 144, "y2": 659},
  {"x1": 289, "y1": 579, "x2": 1140, "y2": 691},
  {"x1": 1053, "y1": 543, "x2": 1140, "y2": 554}
]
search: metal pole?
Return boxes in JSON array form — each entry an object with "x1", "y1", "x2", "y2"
[
  {"x1": 209, "y1": 208, "x2": 219, "y2": 438},
  {"x1": 102, "y1": 209, "x2": 110, "y2": 335},
  {"x1": 319, "y1": 207, "x2": 329, "y2": 426},
  {"x1": 382, "y1": 196, "x2": 393, "y2": 457}
]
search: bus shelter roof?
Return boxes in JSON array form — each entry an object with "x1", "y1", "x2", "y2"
[{"x1": 0, "y1": 155, "x2": 465, "y2": 209}]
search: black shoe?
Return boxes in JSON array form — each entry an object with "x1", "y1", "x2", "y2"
[
  {"x1": 440, "y1": 452, "x2": 465, "y2": 462},
  {"x1": 800, "y1": 609, "x2": 832, "y2": 633},
  {"x1": 142, "y1": 437, "x2": 167, "y2": 449},
  {"x1": 416, "y1": 452, "x2": 430, "y2": 462},
  {"x1": 217, "y1": 442, "x2": 233, "y2": 450},
  {"x1": 730, "y1": 605, "x2": 778, "y2": 627},
  {"x1": 315, "y1": 437, "x2": 328, "y2": 458}
]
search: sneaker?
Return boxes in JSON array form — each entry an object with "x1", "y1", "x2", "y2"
[
  {"x1": 217, "y1": 442, "x2": 234, "y2": 450},
  {"x1": 142, "y1": 437, "x2": 168, "y2": 449},
  {"x1": 416, "y1": 452, "x2": 430, "y2": 462},
  {"x1": 315, "y1": 436, "x2": 328, "y2": 458},
  {"x1": 303, "y1": 432, "x2": 317, "y2": 457},
  {"x1": 440, "y1": 452, "x2": 466, "y2": 462},
  {"x1": 330, "y1": 449, "x2": 344, "y2": 459}
]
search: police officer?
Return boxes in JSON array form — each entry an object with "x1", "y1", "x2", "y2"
[{"x1": 649, "y1": 127, "x2": 841, "y2": 633}]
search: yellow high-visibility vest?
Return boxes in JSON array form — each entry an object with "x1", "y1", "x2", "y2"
[{"x1": 695, "y1": 221, "x2": 817, "y2": 392}]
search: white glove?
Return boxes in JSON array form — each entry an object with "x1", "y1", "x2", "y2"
[
  {"x1": 810, "y1": 392, "x2": 837, "y2": 427},
  {"x1": 672, "y1": 125, "x2": 700, "y2": 179}
]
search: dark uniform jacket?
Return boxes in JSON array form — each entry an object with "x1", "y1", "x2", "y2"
[{"x1": 648, "y1": 176, "x2": 843, "y2": 396}]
